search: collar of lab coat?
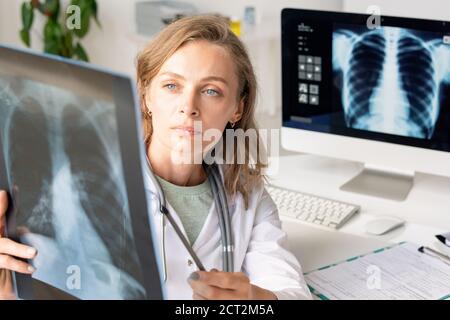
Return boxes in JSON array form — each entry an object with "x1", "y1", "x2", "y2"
[
  {"x1": 142, "y1": 162, "x2": 238, "y2": 253},
  {"x1": 143, "y1": 162, "x2": 236, "y2": 207}
]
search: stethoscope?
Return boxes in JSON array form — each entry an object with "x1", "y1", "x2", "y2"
[{"x1": 146, "y1": 157, "x2": 234, "y2": 281}]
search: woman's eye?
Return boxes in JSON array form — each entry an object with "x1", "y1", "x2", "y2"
[
  {"x1": 205, "y1": 89, "x2": 220, "y2": 96},
  {"x1": 164, "y1": 83, "x2": 177, "y2": 91}
]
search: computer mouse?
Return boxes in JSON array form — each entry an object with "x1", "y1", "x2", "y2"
[{"x1": 365, "y1": 217, "x2": 405, "y2": 235}]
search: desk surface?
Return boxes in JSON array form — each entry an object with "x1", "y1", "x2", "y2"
[{"x1": 268, "y1": 154, "x2": 450, "y2": 273}]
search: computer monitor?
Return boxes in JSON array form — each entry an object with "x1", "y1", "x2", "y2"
[
  {"x1": 0, "y1": 45, "x2": 164, "y2": 299},
  {"x1": 281, "y1": 8, "x2": 450, "y2": 201}
]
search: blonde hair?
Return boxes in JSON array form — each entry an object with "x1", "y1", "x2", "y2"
[{"x1": 136, "y1": 15, "x2": 267, "y2": 209}]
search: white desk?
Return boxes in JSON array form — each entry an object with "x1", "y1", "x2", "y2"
[{"x1": 267, "y1": 154, "x2": 450, "y2": 273}]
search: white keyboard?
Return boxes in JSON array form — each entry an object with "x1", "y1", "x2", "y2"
[{"x1": 266, "y1": 184, "x2": 360, "y2": 229}]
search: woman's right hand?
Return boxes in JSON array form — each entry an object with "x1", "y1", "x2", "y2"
[{"x1": 0, "y1": 190, "x2": 38, "y2": 300}]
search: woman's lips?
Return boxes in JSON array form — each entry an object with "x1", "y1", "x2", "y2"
[{"x1": 172, "y1": 126, "x2": 201, "y2": 136}]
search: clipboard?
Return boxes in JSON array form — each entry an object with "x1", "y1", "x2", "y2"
[{"x1": 304, "y1": 242, "x2": 450, "y2": 300}]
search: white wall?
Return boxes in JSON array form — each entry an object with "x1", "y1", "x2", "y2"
[
  {"x1": 0, "y1": 1, "x2": 5, "y2": 41},
  {"x1": 343, "y1": 0, "x2": 450, "y2": 21}
]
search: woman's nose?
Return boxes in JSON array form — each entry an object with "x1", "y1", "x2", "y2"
[
  {"x1": 179, "y1": 92, "x2": 200, "y2": 117},
  {"x1": 181, "y1": 107, "x2": 199, "y2": 117}
]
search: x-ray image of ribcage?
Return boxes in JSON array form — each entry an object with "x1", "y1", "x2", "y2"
[
  {"x1": 0, "y1": 76, "x2": 146, "y2": 299},
  {"x1": 333, "y1": 25, "x2": 450, "y2": 139}
]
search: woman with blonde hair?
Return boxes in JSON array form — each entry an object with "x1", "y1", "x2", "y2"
[{"x1": 0, "y1": 15, "x2": 311, "y2": 300}]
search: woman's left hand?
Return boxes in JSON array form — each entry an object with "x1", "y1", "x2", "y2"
[{"x1": 187, "y1": 269, "x2": 277, "y2": 300}]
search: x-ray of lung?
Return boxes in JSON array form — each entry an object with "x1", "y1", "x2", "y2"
[
  {"x1": 0, "y1": 75, "x2": 147, "y2": 299},
  {"x1": 333, "y1": 24, "x2": 450, "y2": 139}
]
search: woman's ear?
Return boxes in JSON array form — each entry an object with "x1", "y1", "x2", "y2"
[
  {"x1": 231, "y1": 98, "x2": 244, "y2": 123},
  {"x1": 142, "y1": 92, "x2": 154, "y2": 119},
  {"x1": 142, "y1": 91, "x2": 153, "y2": 112}
]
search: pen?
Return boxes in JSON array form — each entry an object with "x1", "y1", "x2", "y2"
[
  {"x1": 436, "y1": 233, "x2": 450, "y2": 247},
  {"x1": 418, "y1": 246, "x2": 450, "y2": 266}
]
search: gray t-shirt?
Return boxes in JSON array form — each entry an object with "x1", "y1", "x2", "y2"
[{"x1": 156, "y1": 176, "x2": 213, "y2": 245}]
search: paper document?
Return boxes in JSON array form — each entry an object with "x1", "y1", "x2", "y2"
[{"x1": 305, "y1": 242, "x2": 450, "y2": 300}]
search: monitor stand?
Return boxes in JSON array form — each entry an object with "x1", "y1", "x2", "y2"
[{"x1": 340, "y1": 164, "x2": 415, "y2": 201}]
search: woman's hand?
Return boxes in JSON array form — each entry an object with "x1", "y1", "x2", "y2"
[
  {"x1": 0, "y1": 190, "x2": 38, "y2": 300},
  {"x1": 188, "y1": 269, "x2": 277, "y2": 300}
]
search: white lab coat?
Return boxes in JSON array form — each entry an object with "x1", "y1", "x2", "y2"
[{"x1": 144, "y1": 165, "x2": 312, "y2": 300}]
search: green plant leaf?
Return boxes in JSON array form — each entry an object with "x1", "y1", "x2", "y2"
[
  {"x1": 61, "y1": 31, "x2": 74, "y2": 57},
  {"x1": 44, "y1": 19, "x2": 62, "y2": 41},
  {"x1": 19, "y1": 28, "x2": 31, "y2": 47},
  {"x1": 21, "y1": 1, "x2": 34, "y2": 30},
  {"x1": 90, "y1": 0, "x2": 101, "y2": 28},
  {"x1": 64, "y1": 31, "x2": 73, "y2": 50},
  {"x1": 41, "y1": 0, "x2": 60, "y2": 20},
  {"x1": 74, "y1": 42, "x2": 89, "y2": 62},
  {"x1": 44, "y1": 39, "x2": 59, "y2": 55},
  {"x1": 43, "y1": 19, "x2": 64, "y2": 56}
]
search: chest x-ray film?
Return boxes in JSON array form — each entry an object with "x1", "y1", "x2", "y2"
[{"x1": 0, "y1": 46, "x2": 163, "y2": 300}]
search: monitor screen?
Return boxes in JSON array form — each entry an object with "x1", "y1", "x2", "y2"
[
  {"x1": 282, "y1": 9, "x2": 450, "y2": 153},
  {"x1": 0, "y1": 46, "x2": 163, "y2": 300}
]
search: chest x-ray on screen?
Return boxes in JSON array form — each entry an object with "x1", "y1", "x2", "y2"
[
  {"x1": 333, "y1": 25, "x2": 450, "y2": 139},
  {"x1": 0, "y1": 47, "x2": 162, "y2": 300}
]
